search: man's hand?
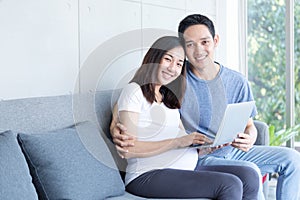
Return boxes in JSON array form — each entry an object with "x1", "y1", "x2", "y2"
[
  {"x1": 109, "y1": 104, "x2": 135, "y2": 158},
  {"x1": 231, "y1": 118, "x2": 257, "y2": 152},
  {"x1": 231, "y1": 133, "x2": 253, "y2": 152},
  {"x1": 111, "y1": 122, "x2": 135, "y2": 158}
]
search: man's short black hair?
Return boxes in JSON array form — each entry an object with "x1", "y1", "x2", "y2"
[{"x1": 178, "y1": 14, "x2": 215, "y2": 41}]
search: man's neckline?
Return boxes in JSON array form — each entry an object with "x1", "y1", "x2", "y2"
[{"x1": 187, "y1": 61, "x2": 222, "y2": 82}]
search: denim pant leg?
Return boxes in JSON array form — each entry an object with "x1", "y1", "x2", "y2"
[
  {"x1": 229, "y1": 145, "x2": 300, "y2": 200},
  {"x1": 199, "y1": 145, "x2": 300, "y2": 200}
]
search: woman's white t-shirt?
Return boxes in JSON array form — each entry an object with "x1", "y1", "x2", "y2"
[{"x1": 117, "y1": 82, "x2": 198, "y2": 185}]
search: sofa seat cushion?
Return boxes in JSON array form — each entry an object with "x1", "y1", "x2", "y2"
[
  {"x1": 0, "y1": 130, "x2": 38, "y2": 200},
  {"x1": 17, "y1": 121, "x2": 125, "y2": 200},
  {"x1": 106, "y1": 191, "x2": 212, "y2": 200}
]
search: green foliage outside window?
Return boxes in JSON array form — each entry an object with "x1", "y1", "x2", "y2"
[
  {"x1": 269, "y1": 124, "x2": 300, "y2": 146},
  {"x1": 248, "y1": 0, "x2": 300, "y2": 145}
]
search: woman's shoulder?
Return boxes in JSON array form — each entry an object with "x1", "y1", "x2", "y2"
[
  {"x1": 122, "y1": 82, "x2": 141, "y2": 92},
  {"x1": 120, "y1": 82, "x2": 143, "y2": 99}
]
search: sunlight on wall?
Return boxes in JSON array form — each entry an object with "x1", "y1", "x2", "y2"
[{"x1": 226, "y1": 0, "x2": 239, "y2": 72}]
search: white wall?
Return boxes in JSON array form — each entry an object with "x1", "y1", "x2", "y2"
[
  {"x1": 0, "y1": 0, "x2": 79, "y2": 100},
  {"x1": 0, "y1": 0, "x2": 237, "y2": 100}
]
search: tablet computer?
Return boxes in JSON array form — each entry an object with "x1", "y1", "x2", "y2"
[{"x1": 192, "y1": 101, "x2": 255, "y2": 148}]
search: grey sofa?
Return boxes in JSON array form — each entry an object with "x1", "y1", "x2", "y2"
[{"x1": 0, "y1": 89, "x2": 269, "y2": 200}]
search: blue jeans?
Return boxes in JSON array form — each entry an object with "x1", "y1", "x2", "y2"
[{"x1": 198, "y1": 145, "x2": 300, "y2": 200}]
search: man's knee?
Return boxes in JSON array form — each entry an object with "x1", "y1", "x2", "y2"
[
  {"x1": 285, "y1": 148, "x2": 300, "y2": 163},
  {"x1": 281, "y1": 147, "x2": 300, "y2": 174}
]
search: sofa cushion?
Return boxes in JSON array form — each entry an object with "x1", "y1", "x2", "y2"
[
  {"x1": 0, "y1": 130, "x2": 38, "y2": 200},
  {"x1": 17, "y1": 121, "x2": 125, "y2": 200}
]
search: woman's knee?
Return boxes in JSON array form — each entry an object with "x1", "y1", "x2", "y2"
[
  {"x1": 239, "y1": 161, "x2": 261, "y2": 176},
  {"x1": 238, "y1": 165, "x2": 260, "y2": 183},
  {"x1": 237, "y1": 166, "x2": 260, "y2": 199},
  {"x1": 217, "y1": 174, "x2": 243, "y2": 200}
]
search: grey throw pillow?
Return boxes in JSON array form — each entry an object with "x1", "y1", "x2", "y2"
[
  {"x1": 0, "y1": 130, "x2": 38, "y2": 200},
  {"x1": 17, "y1": 121, "x2": 125, "y2": 200}
]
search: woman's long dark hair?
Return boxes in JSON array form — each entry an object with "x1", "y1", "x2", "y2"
[{"x1": 130, "y1": 36, "x2": 186, "y2": 109}]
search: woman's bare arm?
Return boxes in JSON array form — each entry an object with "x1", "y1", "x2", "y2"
[{"x1": 118, "y1": 110, "x2": 211, "y2": 159}]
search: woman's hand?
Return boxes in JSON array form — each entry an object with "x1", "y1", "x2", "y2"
[
  {"x1": 197, "y1": 143, "x2": 230, "y2": 156},
  {"x1": 177, "y1": 132, "x2": 213, "y2": 148}
]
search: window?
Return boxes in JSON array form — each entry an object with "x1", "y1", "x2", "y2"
[{"x1": 247, "y1": 0, "x2": 300, "y2": 148}]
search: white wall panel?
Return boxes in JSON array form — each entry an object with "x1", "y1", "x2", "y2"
[
  {"x1": 141, "y1": 4, "x2": 186, "y2": 60},
  {"x1": 96, "y1": 51, "x2": 141, "y2": 91},
  {"x1": 79, "y1": 0, "x2": 142, "y2": 92},
  {"x1": 0, "y1": 0, "x2": 222, "y2": 100},
  {"x1": 215, "y1": 0, "x2": 228, "y2": 67},
  {"x1": 79, "y1": 0, "x2": 141, "y2": 65},
  {"x1": 142, "y1": 4, "x2": 186, "y2": 32},
  {"x1": 142, "y1": 0, "x2": 185, "y2": 10},
  {"x1": 122, "y1": 0, "x2": 141, "y2": 3},
  {"x1": 0, "y1": 0, "x2": 79, "y2": 100},
  {"x1": 186, "y1": 0, "x2": 215, "y2": 15}
]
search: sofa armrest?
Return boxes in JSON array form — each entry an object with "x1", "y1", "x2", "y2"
[{"x1": 254, "y1": 120, "x2": 269, "y2": 146}]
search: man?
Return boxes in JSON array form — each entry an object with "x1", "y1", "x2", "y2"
[{"x1": 111, "y1": 14, "x2": 300, "y2": 200}]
